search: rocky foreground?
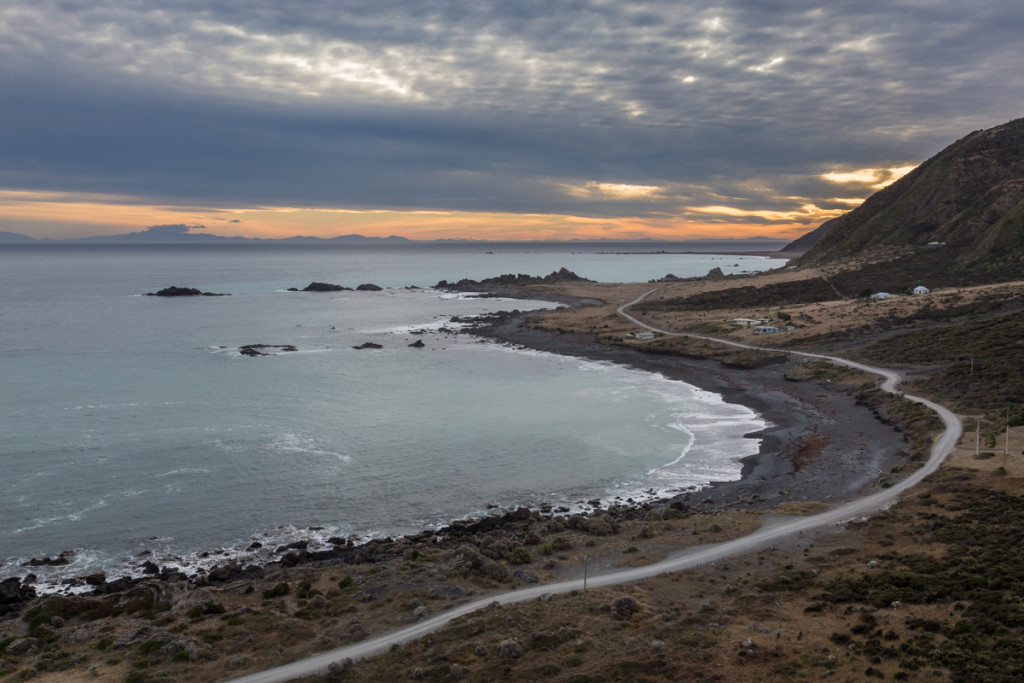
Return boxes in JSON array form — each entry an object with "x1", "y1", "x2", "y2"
[{"x1": 0, "y1": 495, "x2": 770, "y2": 681}]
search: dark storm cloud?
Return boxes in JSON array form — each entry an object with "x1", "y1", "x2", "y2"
[{"x1": 0, "y1": 0, "x2": 1021, "y2": 225}]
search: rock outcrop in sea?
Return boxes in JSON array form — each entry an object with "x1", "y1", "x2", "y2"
[
  {"x1": 146, "y1": 286, "x2": 230, "y2": 297},
  {"x1": 287, "y1": 282, "x2": 384, "y2": 292},
  {"x1": 434, "y1": 268, "x2": 592, "y2": 291},
  {"x1": 239, "y1": 344, "x2": 298, "y2": 356},
  {"x1": 290, "y1": 282, "x2": 351, "y2": 292}
]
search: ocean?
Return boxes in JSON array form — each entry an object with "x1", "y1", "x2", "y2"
[{"x1": 0, "y1": 242, "x2": 784, "y2": 591}]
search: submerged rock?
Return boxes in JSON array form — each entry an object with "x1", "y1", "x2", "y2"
[
  {"x1": 239, "y1": 344, "x2": 298, "y2": 356},
  {"x1": 22, "y1": 553, "x2": 72, "y2": 567},
  {"x1": 353, "y1": 342, "x2": 383, "y2": 350}
]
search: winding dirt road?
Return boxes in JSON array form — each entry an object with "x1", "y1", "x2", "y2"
[{"x1": 229, "y1": 288, "x2": 962, "y2": 683}]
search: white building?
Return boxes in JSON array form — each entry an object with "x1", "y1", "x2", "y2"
[
  {"x1": 913, "y1": 285, "x2": 930, "y2": 295},
  {"x1": 871, "y1": 292, "x2": 899, "y2": 300},
  {"x1": 626, "y1": 331, "x2": 655, "y2": 341},
  {"x1": 754, "y1": 325, "x2": 780, "y2": 334}
]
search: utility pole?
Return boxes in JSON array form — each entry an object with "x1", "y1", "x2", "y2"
[
  {"x1": 976, "y1": 419, "x2": 981, "y2": 457},
  {"x1": 1005, "y1": 407, "x2": 1011, "y2": 469}
]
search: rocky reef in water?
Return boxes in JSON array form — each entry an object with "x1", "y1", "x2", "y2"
[
  {"x1": 434, "y1": 268, "x2": 592, "y2": 292},
  {"x1": 146, "y1": 286, "x2": 230, "y2": 297},
  {"x1": 239, "y1": 344, "x2": 298, "y2": 357},
  {"x1": 288, "y1": 282, "x2": 383, "y2": 292}
]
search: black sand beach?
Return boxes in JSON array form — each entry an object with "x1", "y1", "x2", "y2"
[{"x1": 471, "y1": 309, "x2": 909, "y2": 514}]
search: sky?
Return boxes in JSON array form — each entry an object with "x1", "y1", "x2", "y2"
[{"x1": 1, "y1": 1, "x2": 1022, "y2": 242}]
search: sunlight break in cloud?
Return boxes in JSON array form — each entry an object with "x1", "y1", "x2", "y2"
[
  {"x1": 563, "y1": 182, "x2": 663, "y2": 200},
  {"x1": 751, "y1": 56, "x2": 785, "y2": 73},
  {"x1": 687, "y1": 203, "x2": 845, "y2": 224},
  {"x1": 822, "y1": 165, "x2": 916, "y2": 189}
]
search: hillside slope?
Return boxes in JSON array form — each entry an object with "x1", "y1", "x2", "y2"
[{"x1": 796, "y1": 117, "x2": 1024, "y2": 283}]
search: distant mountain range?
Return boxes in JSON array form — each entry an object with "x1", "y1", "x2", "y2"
[
  {"x1": 0, "y1": 225, "x2": 412, "y2": 245},
  {"x1": 790, "y1": 117, "x2": 1024, "y2": 285},
  {"x1": 0, "y1": 230, "x2": 41, "y2": 244},
  {"x1": 0, "y1": 225, "x2": 790, "y2": 248}
]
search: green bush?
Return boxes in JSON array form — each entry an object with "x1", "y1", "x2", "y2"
[
  {"x1": 262, "y1": 582, "x2": 290, "y2": 599},
  {"x1": 187, "y1": 601, "x2": 225, "y2": 618},
  {"x1": 509, "y1": 546, "x2": 533, "y2": 564},
  {"x1": 551, "y1": 536, "x2": 573, "y2": 552},
  {"x1": 94, "y1": 634, "x2": 116, "y2": 651}
]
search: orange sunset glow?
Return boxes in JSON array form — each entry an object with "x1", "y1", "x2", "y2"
[{"x1": 0, "y1": 191, "x2": 839, "y2": 242}]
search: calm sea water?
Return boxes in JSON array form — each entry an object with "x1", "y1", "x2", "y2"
[{"x1": 0, "y1": 242, "x2": 784, "y2": 590}]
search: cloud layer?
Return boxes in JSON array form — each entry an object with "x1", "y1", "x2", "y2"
[{"x1": 1, "y1": 0, "x2": 1022, "y2": 238}]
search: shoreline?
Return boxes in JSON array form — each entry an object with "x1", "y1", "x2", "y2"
[
  {"x1": 3, "y1": 291, "x2": 907, "y2": 602},
  {"x1": 467, "y1": 304, "x2": 909, "y2": 513}
]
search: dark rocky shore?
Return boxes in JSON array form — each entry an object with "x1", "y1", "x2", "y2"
[{"x1": 463, "y1": 305, "x2": 909, "y2": 513}]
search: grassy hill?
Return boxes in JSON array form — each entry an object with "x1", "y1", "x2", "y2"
[{"x1": 796, "y1": 118, "x2": 1024, "y2": 285}]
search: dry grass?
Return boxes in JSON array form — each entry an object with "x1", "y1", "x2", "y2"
[
  {"x1": 531, "y1": 267, "x2": 1024, "y2": 354},
  {"x1": 335, "y1": 452, "x2": 1024, "y2": 683}
]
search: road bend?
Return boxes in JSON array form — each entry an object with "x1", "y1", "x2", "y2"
[{"x1": 229, "y1": 288, "x2": 961, "y2": 683}]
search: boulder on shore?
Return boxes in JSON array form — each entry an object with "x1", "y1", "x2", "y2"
[
  {"x1": 353, "y1": 342, "x2": 383, "y2": 350},
  {"x1": 356, "y1": 283, "x2": 383, "y2": 291},
  {"x1": 0, "y1": 577, "x2": 37, "y2": 616}
]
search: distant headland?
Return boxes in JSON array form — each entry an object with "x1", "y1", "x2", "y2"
[{"x1": 0, "y1": 225, "x2": 792, "y2": 251}]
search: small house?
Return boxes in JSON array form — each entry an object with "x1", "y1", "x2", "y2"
[
  {"x1": 625, "y1": 331, "x2": 655, "y2": 341},
  {"x1": 870, "y1": 292, "x2": 899, "y2": 300},
  {"x1": 733, "y1": 318, "x2": 765, "y2": 327},
  {"x1": 753, "y1": 325, "x2": 780, "y2": 334},
  {"x1": 913, "y1": 285, "x2": 930, "y2": 295}
]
